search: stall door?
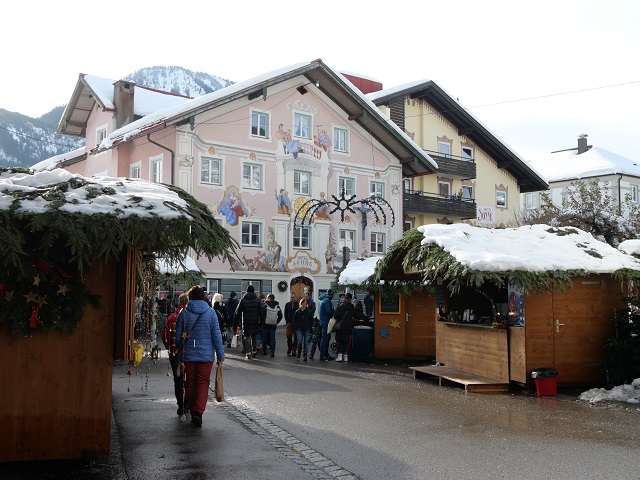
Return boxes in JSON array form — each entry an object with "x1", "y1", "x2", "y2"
[
  {"x1": 405, "y1": 291, "x2": 436, "y2": 357},
  {"x1": 552, "y1": 277, "x2": 617, "y2": 385}
]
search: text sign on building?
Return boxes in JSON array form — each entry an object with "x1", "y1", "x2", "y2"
[
  {"x1": 477, "y1": 206, "x2": 495, "y2": 224},
  {"x1": 285, "y1": 251, "x2": 321, "y2": 274}
]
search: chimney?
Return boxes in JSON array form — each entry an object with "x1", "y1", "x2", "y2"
[
  {"x1": 577, "y1": 133, "x2": 589, "y2": 154},
  {"x1": 114, "y1": 80, "x2": 135, "y2": 129}
]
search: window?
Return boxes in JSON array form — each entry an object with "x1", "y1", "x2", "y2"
[
  {"x1": 130, "y1": 164, "x2": 141, "y2": 179},
  {"x1": 404, "y1": 220, "x2": 413, "y2": 232},
  {"x1": 241, "y1": 222, "x2": 261, "y2": 246},
  {"x1": 631, "y1": 185, "x2": 638, "y2": 203},
  {"x1": 294, "y1": 170, "x2": 311, "y2": 195},
  {"x1": 333, "y1": 127, "x2": 349, "y2": 153},
  {"x1": 462, "y1": 146, "x2": 474, "y2": 161},
  {"x1": 96, "y1": 126, "x2": 107, "y2": 146},
  {"x1": 438, "y1": 141, "x2": 451, "y2": 158},
  {"x1": 201, "y1": 157, "x2": 222, "y2": 185},
  {"x1": 525, "y1": 193, "x2": 539, "y2": 209},
  {"x1": 339, "y1": 229, "x2": 356, "y2": 253},
  {"x1": 462, "y1": 185, "x2": 473, "y2": 201},
  {"x1": 293, "y1": 226, "x2": 311, "y2": 249},
  {"x1": 438, "y1": 181, "x2": 451, "y2": 197},
  {"x1": 370, "y1": 181, "x2": 385, "y2": 203},
  {"x1": 370, "y1": 232, "x2": 386, "y2": 254},
  {"x1": 294, "y1": 113, "x2": 311, "y2": 139},
  {"x1": 242, "y1": 163, "x2": 262, "y2": 190},
  {"x1": 241, "y1": 279, "x2": 262, "y2": 294},
  {"x1": 339, "y1": 177, "x2": 354, "y2": 196},
  {"x1": 251, "y1": 111, "x2": 269, "y2": 138},
  {"x1": 496, "y1": 190, "x2": 507, "y2": 208},
  {"x1": 150, "y1": 156, "x2": 162, "y2": 183},
  {"x1": 402, "y1": 178, "x2": 412, "y2": 193},
  {"x1": 206, "y1": 279, "x2": 220, "y2": 294}
]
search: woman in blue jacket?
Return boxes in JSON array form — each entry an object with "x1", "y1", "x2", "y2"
[{"x1": 175, "y1": 285, "x2": 225, "y2": 427}]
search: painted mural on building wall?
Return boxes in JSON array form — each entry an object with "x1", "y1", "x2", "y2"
[
  {"x1": 217, "y1": 186, "x2": 254, "y2": 226},
  {"x1": 275, "y1": 189, "x2": 292, "y2": 215},
  {"x1": 228, "y1": 227, "x2": 286, "y2": 272}
]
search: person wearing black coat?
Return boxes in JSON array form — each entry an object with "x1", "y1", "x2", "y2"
[
  {"x1": 225, "y1": 291, "x2": 239, "y2": 348},
  {"x1": 293, "y1": 298, "x2": 313, "y2": 361},
  {"x1": 334, "y1": 292, "x2": 363, "y2": 362},
  {"x1": 261, "y1": 293, "x2": 283, "y2": 357},
  {"x1": 233, "y1": 285, "x2": 262, "y2": 359},
  {"x1": 284, "y1": 293, "x2": 299, "y2": 356}
]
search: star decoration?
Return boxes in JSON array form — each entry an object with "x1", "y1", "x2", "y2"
[
  {"x1": 24, "y1": 291, "x2": 38, "y2": 303},
  {"x1": 4, "y1": 290, "x2": 14, "y2": 302},
  {"x1": 389, "y1": 319, "x2": 401, "y2": 329},
  {"x1": 57, "y1": 284, "x2": 69, "y2": 295},
  {"x1": 33, "y1": 274, "x2": 41, "y2": 286},
  {"x1": 379, "y1": 328, "x2": 389, "y2": 339},
  {"x1": 37, "y1": 296, "x2": 48, "y2": 308}
]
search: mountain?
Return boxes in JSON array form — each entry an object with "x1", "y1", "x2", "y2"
[{"x1": 0, "y1": 66, "x2": 233, "y2": 169}]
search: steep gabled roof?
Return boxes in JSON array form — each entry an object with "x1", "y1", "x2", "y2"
[
  {"x1": 95, "y1": 60, "x2": 437, "y2": 176},
  {"x1": 368, "y1": 80, "x2": 548, "y2": 193}
]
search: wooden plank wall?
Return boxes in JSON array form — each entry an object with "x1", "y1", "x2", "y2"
[
  {"x1": 436, "y1": 322, "x2": 509, "y2": 382},
  {"x1": 0, "y1": 263, "x2": 116, "y2": 461},
  {"x1": 508, "y1": 327, "x2": 527, "y2": 384}
]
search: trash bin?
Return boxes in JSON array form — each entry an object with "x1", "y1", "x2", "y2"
[
  {"x1": 350, "y1": 326, "x2": 372, "y2": 362},
  {"x1": 531, "y1": 368, "x2": 558, "y2": 396}
]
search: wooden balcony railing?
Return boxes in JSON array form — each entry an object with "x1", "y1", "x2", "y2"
[{"x1": 403, "y1": 190, "x2": 477, "y2": 219}]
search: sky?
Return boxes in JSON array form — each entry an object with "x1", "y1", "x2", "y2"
[{"x1": 2, "y1": 0, "x2": 639, "y2": 166}]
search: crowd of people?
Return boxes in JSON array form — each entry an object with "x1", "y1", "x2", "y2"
[{"x1": 160, "y1": 284, "x2": 368, "y2": 427}]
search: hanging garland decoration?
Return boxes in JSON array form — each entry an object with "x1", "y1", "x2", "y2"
[
  {"x1": 277, "y1": 280, "x2": 288, "y2": 292},
  {"x1": 0, "y1": 245, "x2": 100, "y2": 338}
]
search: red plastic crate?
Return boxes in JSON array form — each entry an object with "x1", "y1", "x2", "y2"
[{"x1": 534, "y1": 377, "x2": 557, "y2": 396}]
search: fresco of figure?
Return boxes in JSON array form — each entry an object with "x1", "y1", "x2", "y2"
[
  {"x1": 219, "y1": 191, "x2": 248, "y2": 226},
  {"x1": 275, "y1": 188, "x2": 291, "y2": 215}
]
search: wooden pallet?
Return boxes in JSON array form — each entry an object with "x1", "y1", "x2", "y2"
[{"x1": 410, "y1": 365, "x2": 510, "y2": 393}]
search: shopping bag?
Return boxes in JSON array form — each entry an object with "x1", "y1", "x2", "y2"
[
  {"x1": 327, "y1": 316, "x2": 341, "y2": 333},
  {"x1": 214, "y1": 363, "x2": 224, "y2": 402},
  {"x1": 230, "y1": 334, "x2": 239, "y2": 348}
]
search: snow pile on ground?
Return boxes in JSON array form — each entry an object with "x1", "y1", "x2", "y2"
[{"x1": 579, "y1": 378, "x2": 640, "y2": 404}]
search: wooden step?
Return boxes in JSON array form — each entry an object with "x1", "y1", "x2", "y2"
[{"x1": 410, "y1": 365, "x2": 510, "y2": 393}]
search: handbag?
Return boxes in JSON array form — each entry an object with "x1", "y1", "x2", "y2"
[
  {"x1": 327, "y1": 316, "x2": 341, "y2": 333},
  {"x1": 214, "y1": 363, "x2": 224, "y2": 402}
]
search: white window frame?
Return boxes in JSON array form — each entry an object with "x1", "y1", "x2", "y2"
[
  {"x1": 293, "y1": 226, "x2": 311, "y2": 249},
  {"x1": 241, "y1": 279, "x2": 262, "y2": 294},
  {"x1": 525, "y1": 193, "x2": 539, "y2": 210},
  {"x1": 242, "y1": 163, "x2": 263, "y2": 191},
  {"x1": 370, "y1": 181, "x2": 385, "y2": 204},
  {"x1": 251, "y1": 110, "x2": 270, "y2": 139},
  {"x1": 241, "y1": 221, "x2": 262, "y2": 247},
  {"x1": 206, "y1": 279, "x2": 220, "y2": 294},
  {"x1": 339, "y1": 229, "x2": 356, "y2": 254},
  {"x1": 130, "y1": 162, "x2": 141, "y2": 179},
  {"x1": 200, "y1": 156, "x2": 222, "y2": 185},
  {"x1": 438, "y1": 141, "x2": 451, "y2": 158},
  {"x1": 294, "y1": 170, "x2": 311, "y2": 195},
  {"x1": 150, "y1": 155, "x2": 163, "y2": 183},
  {"x1": 496, "y1": 190, "x2": 507, "y2": 208},
  {"x1": 438, "y1": 181, "x2": 451, "y2": 197},
  {"x1": 333, "y1": 126, "x2": 349, "y2": 153},
  {"x1": 294, "y1": 112, "x2": 312, "y2": 139},
  {"x1": 631, "y1": 184, "x2": 638, "y2": 203},
  {"x1": 339, "y1": 176, "x2": 355, "y2": 197},
  {"x1": 462, "y1": 146, "x2": 474, "y2": 161},
  {"x1": 402, "y1": 178, "x2": 413, "y2": 193},
  {"x1": 370, "y1": 232, "x2": 386, "y2": 254},
  {"x1": 96, "y1": 125, "x2": 107, "y2": 147}
]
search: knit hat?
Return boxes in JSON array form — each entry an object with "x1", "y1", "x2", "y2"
[{"x1": 247, "y1": 285, "x2": 255, "y2": 293}]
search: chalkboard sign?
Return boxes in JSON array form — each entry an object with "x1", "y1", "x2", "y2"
[{"x1": 379, "y1": 293, "x2": 401, "y2": 314}]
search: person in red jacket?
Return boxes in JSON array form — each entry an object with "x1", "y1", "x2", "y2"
[{"x1": 163, "y1": 292, "x2": 188, "y2": 415}]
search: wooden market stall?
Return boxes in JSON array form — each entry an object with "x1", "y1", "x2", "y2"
[
  {"x1": 0, "y1": 168, "x2": 237, "y2": 462},
  {"x1": 367, "y1": 225, "x2": 640, "y2": 390}
]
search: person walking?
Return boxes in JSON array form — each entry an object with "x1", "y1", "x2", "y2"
[
  {"x1": 225, "y1": 291, "x2": 239, "y2": 348},
  {"x1": 318, "y1": 289, "x2": 335, "y2": 361},
  {"x1": 162, "y1": 292, "x2": 188, "y2": 416},
  {"x1": 174, "y1": 286, "x2": 225, "y2": 427},
  {"x1": 293, "y1": 297, "x2": 313, "y2": 361},
  {"x1": 284, "y1": 292, "x2": 298, "y2": 356},
  {"x1": 212, "y1": 293, "x2": 228, "y2": 342},
  {"x1": 333, "y1": 292, "x2": 363, "y2": 362},
  {"x1": 261, "y1": 293, "x2": 282, "y2": 357},
  {"x1": 233, "y1": 285, "x2": 262, "y2": 359}
]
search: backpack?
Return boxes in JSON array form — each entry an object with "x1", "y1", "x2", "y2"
[{"x1": 265, "y1": 304, "x2": 280, "y2": 325}]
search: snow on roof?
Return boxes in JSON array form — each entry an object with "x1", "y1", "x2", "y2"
[
  {"x1": 528, "y1": 146, "x2": 640, "y2": 183},
  {"x1": 618, "y1": 239, "x2": 640, "y2": 256},
  {"x1": 338, "y1": 256, "x2": 381, "y2": 285},
  {"x1": 1, "y1": 168, "x2": 190, "y2": 220},
  {"x1": 30, "y1": 146, "x2": 86, "y2": 172},
  {"x1": 417, "y1": 223, "x2": 640, "y2": 273},
  {"x1": 83, "y1": 75, "x2": 191, "y2": 116},
  {"x1": 155, "y1": 255, "x2": 200, "y2": 274}
]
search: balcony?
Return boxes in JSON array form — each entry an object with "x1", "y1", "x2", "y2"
[
  {"x1": 403, "y1": 189, "x2": 476, "y2": 219},
  {"x1": 428, "y1": 152, "x2": 476, "y2": 179}
]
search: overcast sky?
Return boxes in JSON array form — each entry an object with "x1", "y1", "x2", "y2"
[{"x1": 3, "y1": 0, "x2": 638, "y2": 165}]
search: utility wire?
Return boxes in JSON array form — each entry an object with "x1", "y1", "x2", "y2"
[{"x1": 0, "y1": 125, "x2": 82, "y2": 149}]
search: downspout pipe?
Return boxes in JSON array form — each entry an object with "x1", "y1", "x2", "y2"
[
  {"x1": 617, "y1": 174, "x2": 623, "y2": 215},
  {"x1": 147, "y1": 133, "x2": 175, "y2": 185}
]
